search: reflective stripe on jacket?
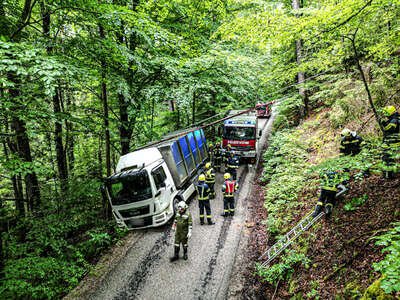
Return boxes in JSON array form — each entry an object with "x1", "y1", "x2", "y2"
[{"x1": 196, "y1": 182, "x2": 210, "y2": 200}]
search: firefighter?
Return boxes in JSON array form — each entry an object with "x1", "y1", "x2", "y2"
[
  {"x1": 208, "y1": 142, "x2": 214, "y2": 164},
  {"x1": 380, "y1": 105, "x2": 400, "y2": 178},
  {"x1": 205, "y1": 162, "x2": 216, "y2": 199},
  {"x1": 339, "y1": 128, "x2": 363, "y2": 156},
  {"x1": 221, "y1": 173, "x2": 239, "y2": 217},
  {"x1": 224, "y1": 144, "x2": 233, "y2": 168},
  {"x1": 196, "y1": 174, "x2": 215, "y2": 225},
  {"x1": 312, "y1": 170, "x2": 343, "y2": 218},
  {"x1": 213, "y1": 143, "x2": 223, "y2": 172},
  {"x1": 226, "y1": 151, "x2": 240, "y2": 180},
  {"x1": 170, "y1": 201, "x2": 192, "y2": 262}
]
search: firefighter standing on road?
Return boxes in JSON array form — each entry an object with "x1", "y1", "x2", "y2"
[
  {"x1": 196, "y1": 174, "x2": 215, "y2": 225},
  {"x1": 170, "y1": 201, "x2": 192, "y2": 262},
  {"x1": 208, "y1": 143, "x2": 214, "y2": 164},
  {"x1": 223, "y1": 144, "x2": 232, "y2": 169},
  {"x1": 380, "y1": 105, "x2": 400, "y2": 178},
  {"x1": 205, "y1": 162, "x2": 216, "y2": 199},
  {"x1": 221, "y1": 173, "x2": 239, "y2": 217},
  {"x1": 226, "y1": 151, "x2": 240, "y2": 180},
  {"x1": 340, "y1": 128, "x2": 363, "y2": 156},
  {"x1": 213, "y1": 143, "x2": 223, "y2": 172}
]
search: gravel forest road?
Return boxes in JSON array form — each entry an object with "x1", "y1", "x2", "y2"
[{"x1": 68, "y1": 116, "x2": 274, "y2": 300}]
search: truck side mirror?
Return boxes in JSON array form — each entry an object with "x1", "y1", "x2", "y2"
[
  {"x1": 160, "y1": 182, "x2": 166, "y2": 188},
  {"x1": 258, "y1": 130, "x2": 262, "y2": 137}
]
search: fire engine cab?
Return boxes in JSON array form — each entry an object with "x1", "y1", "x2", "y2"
[
  {"x1": 222, "y1": 111, "x2": 258, "y2": 163},
  {"x1": 255, "y1": 101, "x2": 273, "y2": 118}
]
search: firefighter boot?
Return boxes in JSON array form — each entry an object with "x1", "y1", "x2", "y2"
[
  {"x1": 200, "y1": 217, "x2": 204, "y2": 225},
  {"x1": 311, "y1": 203, "x2": 323, "y2": 218},
  {"x1": 183, "y1": 246, "x2": 188, "y2": 260},
  {"x1": 170, "y1": 246, "x2": 180, "y2": 262},
  {"x1": 325, "y1": 203, "x2": 333, "y2": 218},
  {"x1": 207, "y1": 218, "x2": 215, "y2": 225}
]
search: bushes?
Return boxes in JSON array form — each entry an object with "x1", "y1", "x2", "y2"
[
  {"x1": 0, "y1": 179, "x2": 127, "y2": 299},
  {"x1": 372, "y1": 223, "x2": 400, "y2": 294},
  {"x1": 0, "y1": 257, "x2": 86, "y2": 299},
  {"x1": 262, "y1": 129, "x2": 311, "y2": 234},
  {"x1": 256, "y1": 250, "x2": 310, "y2": 285}
]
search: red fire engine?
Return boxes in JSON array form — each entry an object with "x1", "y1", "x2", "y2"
[
  {"x1": 255, "y1": 101, "x2": 273, "y2": 118},
  {"x1": 222, "y1": 111, "x2": 258, "y2": 163}
]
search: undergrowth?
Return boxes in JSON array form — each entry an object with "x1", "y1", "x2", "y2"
[{"x1": 0, "y1": 179, "x2": 128, "y2": 299}]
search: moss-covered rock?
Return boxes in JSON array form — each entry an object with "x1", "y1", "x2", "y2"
[{"x1": 361, "y1": 277, "x2": 395, "y2": 300}]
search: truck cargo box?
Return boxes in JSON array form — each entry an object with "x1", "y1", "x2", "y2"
[{"x1": 158, "y1": 128, "x2": 208, "y2": 189}]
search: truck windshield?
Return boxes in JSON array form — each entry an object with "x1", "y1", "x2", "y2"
[
  {"x1": 223, "y1": 126, "x2": 255, "y2": 140},
  {"x1": 108, "y1": 170, "x2": 152, "y2": 205},
  {"x1": 257, "y1": 105, "x2": 266, "y2": 111}
]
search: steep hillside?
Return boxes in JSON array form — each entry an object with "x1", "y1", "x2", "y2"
[{"x1": 242, "y1": 108, "x2": 400, "y2": 299}]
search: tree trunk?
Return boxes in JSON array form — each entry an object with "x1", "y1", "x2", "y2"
[
  {"x1": 348, "y1": 33, "x2": 383, "y2": 132},
  {"x1": 41, "y1": 2, "x2": 68, "y2": 194},
  {"x1": 65, "y1": 90, "x2": 75, "y2": 173},
  {"x1": 292, "y1": 0, "x2": 309, "y2": 118},
  {"x1": 9, "y1": 83, "x2": 40, "y2": 211},
  {"x1": 192, "y1": 91, "x2": 196, "y2": 125},
  {"x1": 99, "y1": 24, "x2": 111, "y2": 219},
  {"x1": 99, "y1": 25, "x2": 111, "y2": 178}
]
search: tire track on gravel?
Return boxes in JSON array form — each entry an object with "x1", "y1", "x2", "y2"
[
  {"x1": 114, "y1": 228, "x2": 172, "y2": 299},
  {"x1": 194, "y1": 165, "x2": 250, "y2": 299}
]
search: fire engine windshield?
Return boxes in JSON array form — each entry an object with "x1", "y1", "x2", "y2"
[
  {"x1": 223, "y1": 126, "x2": 255, "y2": 140},
  {"x1": 108, "y1": 170, "x2": 152, "y2": 205},
  {"x1": 256, "y1": 105, "x2": 266, "y2": 111}
]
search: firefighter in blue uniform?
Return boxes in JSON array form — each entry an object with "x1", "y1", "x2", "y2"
[
  {"x1": 213, "y1": 143, "x2": 223, "y2": 172},
  {"x1": 223, "y1": 144, "x2": 232, "y2": 169},
  {"x1": 226, "y1": 151, "x2": 240, "y2": 180},
  {"x1": 340, "y1": 128, "x2": 363, "y2": 156},
  {"x1": 208, "y1": 142, "x2": 214, "y2": 164},
  {"x1": 221, "y1": 173, "x2": 239, "y2": 217},
  {"x1": 205, "y1": 162, "x2": 216, "y2": 199},
  {"x1": 312, "y1": 170, "x2": 342, "y2": 218},
  {"x1": 380, "y1": 105, "x2": 400, "y2": 178},
  {"x1": 196, "y1": 174, "x2": 215, "y2": 225},
  {"x1": 170, "y1": 201, "x2": 192, "y2": 261}
]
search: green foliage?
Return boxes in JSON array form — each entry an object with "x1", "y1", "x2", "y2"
[
  {"x1": 372, "y1": 223, "x2": 400, "y2": 294},
  {"x1": 344, "y1": 195, "x2": 368, "y2": 211},
  {"x1": 0, "y1": 257, "x2": 86, "y2": 300},
  {"x1": 274, "y1": 95, "x2": 304, "y2": 129},
  {"x1": 0, "y1": 179, "x2": 127, "y2": 298},
  {"x1": 256, "y1": 250, "x2": 310, "y2": 285},
  {"x1": 262, "y1": 129, "x2": 310, "y2": 233}
]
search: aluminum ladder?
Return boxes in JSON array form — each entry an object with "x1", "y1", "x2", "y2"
[{"x1": 258, "y1": 184, "x2": 348, "y2": 267}]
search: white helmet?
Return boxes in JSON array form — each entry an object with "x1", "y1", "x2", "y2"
[
  {"x1": 177, "y1": 201, "x2": 187, "y2": 210},
  {"x1": 341, "y1": 128, "x2": 351, "y2": 137}
]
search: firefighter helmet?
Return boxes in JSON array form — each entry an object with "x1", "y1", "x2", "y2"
[
  {"x1": 383, "y1": 105, "x2": 396, "y2": 116},
  {"x1": 227, "y1": 144, "x2": 232, "y2": 149},
  {"x1": 177, "y1": 201, "x2": 187, "y2": 210},
  {"x1": 208, "y1": 142, "x2": 213, "y2": 148},
  {"x1": 224, "y1": 173, "x2": 231, "y2": 180},
  {"x1": 198, "y1": 174, "x2": 206, "y2": 181},
  {"x1": 341, "y1": 128, "x2": 351, "y2": 137},
  {"x1": 205, "y1": 162, "x2": 211, "y2": 169}
]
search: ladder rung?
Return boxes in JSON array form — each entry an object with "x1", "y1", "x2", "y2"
[{"x1": 259, "y1": 210, "x2": 325, "y2": 265}]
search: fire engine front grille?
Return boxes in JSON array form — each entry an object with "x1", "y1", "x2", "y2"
[
  {"x1": 119, "y1": 205, "x2": 150, "y2": 218},
  {"x1": 233, "y1": 146, "x2": 254, "y2": 151}
]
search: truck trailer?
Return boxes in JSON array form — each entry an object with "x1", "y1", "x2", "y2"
[{"x1": 102, "y1": 128, "x2": 208, "y2": 229}]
